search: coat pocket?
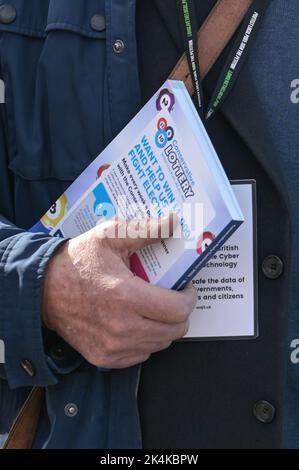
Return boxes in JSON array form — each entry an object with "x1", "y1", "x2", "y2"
[{"x1": 0, "y1": 0, "x2": 109, "y2": 182}]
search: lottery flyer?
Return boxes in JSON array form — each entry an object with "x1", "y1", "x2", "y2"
[{"x1": 31, "y1": 80, "x2": 244, "y2": 290}]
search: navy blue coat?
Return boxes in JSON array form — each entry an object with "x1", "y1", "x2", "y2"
[
  {"x1": 0, "y1": 0, "x2": 142, "y2": 449},
  {"x1": 0, "y1": 0, "x2": 298, "y2": 449}
]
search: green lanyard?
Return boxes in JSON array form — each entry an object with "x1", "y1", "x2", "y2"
[{"x1": 176, "y1": 0, "x2": 271, "y2": 120}]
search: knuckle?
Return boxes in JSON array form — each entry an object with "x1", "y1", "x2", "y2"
[
  {"x1": 174, "y1": 301, "x2": 189, "y2": 322},
  {"x1": 94, "y1": 224, "x2": 117, "y2": 248},
  {"x1": 156, "y1": 341, "x2": 172, "y2": 352},
  {"x1": 98, "y1": 233, "x2": 113, "y2": 250},
  {"x1": 110, "y1": 320, "x2": 125, "y2": 337},
  {"x1": 181, "y1": 293, "x2": 196, "y2": 318},
  {"x1": 101, "y1": 335, "x2": 119, "y2": 356},
  {"x1": 84, "y1": 351, "x2": 107, "y2": 368},
  {"x1": 140, "y1": 354, "x2": 151, "y2": 364},
  {"x1": 114, "y1": 280, "x2": 130, "y2": 303},
  {"x1": 173, "y1": 320, "x2": 189, "y2": 340}
]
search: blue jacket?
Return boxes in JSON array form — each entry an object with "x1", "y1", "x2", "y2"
[
  {"x1": 0, "y1": 0, "x2": 142, "y2": 449},
  {"x1": 0, "y1": 0, "x2": 299, "y2": 449}
]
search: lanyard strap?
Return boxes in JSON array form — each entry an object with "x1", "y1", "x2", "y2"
[
  {"x1": 176, "y1": 0, "x2": 204, "y2": 118},
  {"x1": 177, "y1": 0, "x2": 271, "y2": 121}
]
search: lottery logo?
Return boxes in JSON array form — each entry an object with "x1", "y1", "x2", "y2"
[
  {"x1": 196, "y1": 232, "x2": 215, "y2": 255},
  {"x1": 156, "y1": 117, "x2": 174, "y2": 148},
  {"x1": 156, "y1": 89, "x2": 175, "y2": 113},
  {"x1": 41, "y1": 194, "x2": 68, "y2": 229},
  {"x1": 157, "y1": 117, "x2": 168, "y2": 131},
  {"x1": 155, "y1": 129, "x2": 168, "y2": 148},
  {"x1": 165, "y1": 126, "x2": 174, "y2": 141}
]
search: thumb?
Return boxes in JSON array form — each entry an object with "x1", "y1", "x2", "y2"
[{"x1": 119, "y1": 213, "x2": 179, "y2": 254}]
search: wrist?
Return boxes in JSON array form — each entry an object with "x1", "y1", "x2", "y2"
[{"x1": 42, "y1": 240, "x2": 70, "y2": 330}]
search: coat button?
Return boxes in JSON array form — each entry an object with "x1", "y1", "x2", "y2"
[
  {"x1": 50, "y1": 344, "x2": 65, "y2": 361},
  {"x1": 65, "y1": 403, "x2": 78, "y2": 417},
  {"x1": 262, "y1": 255, "x2": 284, "y2": 280},
  {"x1": 253, "y1": 400, "x2": 276, "y2": 424},
  {"x1": 90, "y1": 14, "x2": 106, "y2": 32},
  {"x1": 113, "y1": 39, "x2": 125, "y2": 54},
  {"x1": 20, "y1": 359, "x2": 35, "y2": 377},
  {"x1": 0, "y1": 4, "x2": 17, "y2": 24}
]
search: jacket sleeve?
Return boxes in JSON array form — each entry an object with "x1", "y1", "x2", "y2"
[{"x1": 0, "y1": 114, "x2": 66, "y2": 390}]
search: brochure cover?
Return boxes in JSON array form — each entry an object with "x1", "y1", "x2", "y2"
[{"x1": 31, "y1": 80, "x2": 244, "y2": 290}]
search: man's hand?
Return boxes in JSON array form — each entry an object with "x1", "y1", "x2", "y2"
[{"x1": 42, "y1": 215, "x2": 197, "y2": 369}]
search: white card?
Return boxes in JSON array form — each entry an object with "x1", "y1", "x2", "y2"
[{"x1": 185, "y1": 181, "x2": 257, "y2": 340}]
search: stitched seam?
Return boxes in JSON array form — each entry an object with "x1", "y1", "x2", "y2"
[
  {"x1": 46, "y1": 22, "x2": 106, "y2": 38},
  {"x1": 0, "y1": 25, "x2": 46, "y2": 38},
  {"x1": 0, "y1": 234, "x2": 21, "y2": 267}
]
